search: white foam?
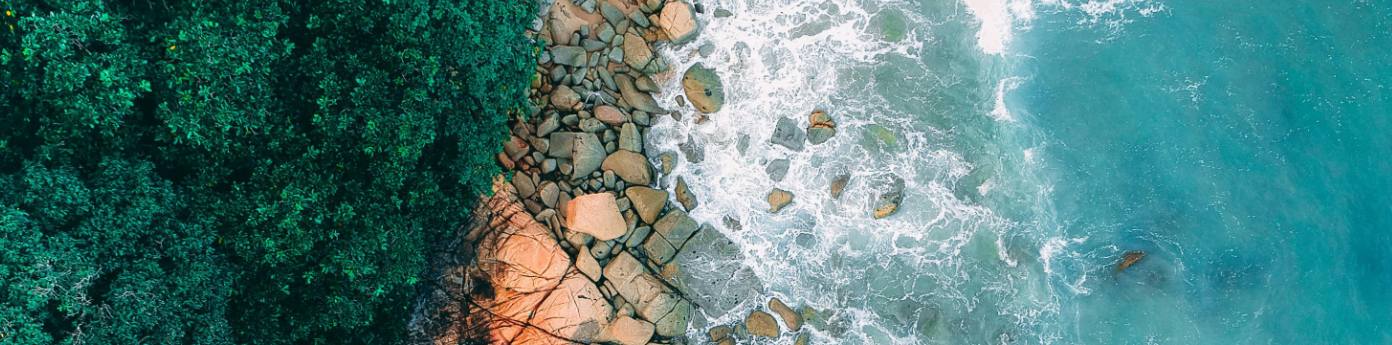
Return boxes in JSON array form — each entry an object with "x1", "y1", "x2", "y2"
[{"x1": 962, "y1": 0, "x2": 1014, "y2": 54}]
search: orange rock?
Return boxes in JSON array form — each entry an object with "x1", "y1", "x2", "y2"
[
  {"x1": 565, "y1": 192, "x2": 628, "y2": 240},
  {"x1": 596, "y1": 315, "x2": 655, "y2": 345}
]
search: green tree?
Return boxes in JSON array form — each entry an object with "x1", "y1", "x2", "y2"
[{"x1": 0, "y1": 0, "x2": 537, "y2": 343}]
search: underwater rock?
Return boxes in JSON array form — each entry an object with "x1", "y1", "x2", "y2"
[
  {"x1": 873, "y1": 175, "x2": 904, "y2": 219},
  {"x1": 1117, "y1": 250, "x2": 1146, "y2": 272}
]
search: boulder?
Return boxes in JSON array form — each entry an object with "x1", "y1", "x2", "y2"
[
  {"x1": 681, "y1": 64, "x2": 725, "y2": 113},
  {"x1": 767, "y1": 188, "x2": 793, "y2": 213},
  {"x1": 472, "y1": 189, "x2": 612, "y2": 344},
  {"x1": 622, "y1": 32, "x2": 653, "y2": 70},
  {"x1": 653, "y1": 209, "x2": 699, "y2": 249},
  {"x1": 551, "y1": 45, "x2": 589, "y2": 66},
  {"x1": 548, "y1": 132, "x2": 579, "y2": 158},
  {"x1": 830, "y1": 174, "x2": 850, "y2": 199},
  {"x1": 512, "y1": 174, "x2": 537, "y2": 198},
  {"x1": 745, "y1": 310, "x2": 780, "y2": 337},
  {"x1": 571, "y1": 132, "x2": 607, "y2": 178},
  {"x1": 596, "y1": 316, "x2": 655, "y2": 345},
  {"x1": 565, "y1": 192, "x2": 627, "y2": 240},
  {"x1": 708, "y1": 325, "x2": 733, "y2": 342},
  {"x1": 658, "y1": 152, "x2": 677, "y2": 175},
  {"x1": 549, "y1": 0, "x2": 605, "y2": 43},
  {"x1": 649, "y1": 298, "x2": 690, "y2": 337},
  {"x1": 625, "y1": 186, "x2": 668, "y2": 224},
  {"x1": 872, "y1": 175, "x2": 905, "y2": 219},
  {"x1": 658, "y1": 1, "x2": 699, "y2": 44},
  {"x1": 768, "y1": 298, "x2": 803, "y2": 332},
  {"x1": 540, "y1": 182, "x2": 560, "y2": 208},
  {"x1": 601, "y1": 150, "x2": 653, "y2": 185},
  {"x1": 552, "y1": 85, "x2": 582, "y2": 110},
  {"x1": 770, "y1": 117, "x2": 805, "y2": 151},
  {"x1": 765, "y1": 159, "x2": 789, "y2": 182},
  {"x1": 675, "y1": 176, "x2": 698, "y2": 210},
  {"x1": 643, "y1": 233, "x2": 678, "y2": 265},
  {"x1": 617, "y1": 74, "x2": 665, "y2": 113},
  {"x1": 595, "y1": 105, "x2": 629, "y2": 125},
  {"x1": 619, "y1": 123, "x2": 643, "y2": 153},
  {"x1": 577, "y1": 246, "x2": 604, "y2": 281}
]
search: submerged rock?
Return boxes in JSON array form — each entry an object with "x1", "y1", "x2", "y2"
[
  {"x1": 1117, "y1": 250, "x2": 1146, "y2": 272},
  {"x1": 829, "y1": 174, "x2": 850, "y2": 199},
  {"x1": 766, "y1": 159, "x2": 790, "y2": 182},
  {"x1": 873, "y1": 175, "x2": 905, "y2": 219},
  {"x1": 682, "y1": 64, "x2": 725, "y2": 113},
  {"x1": 770, "y1": 117, "x2": 805, "y2": 151}
]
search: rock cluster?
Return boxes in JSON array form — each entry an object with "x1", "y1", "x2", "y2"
[
  {"x1": 706, "y1": 297, "x2": 816, "y2": 344},
  {"x1": 475, "y1": 0, "x2": 716, "y2": 343}
]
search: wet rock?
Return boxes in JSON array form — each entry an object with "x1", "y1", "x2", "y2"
[
  {"x1": 770, "y1": 117, "x2": 805, "y2": 151},
  {"x1": 679, "y1": 139, "x2": 705, "y2": 163},
  {"x1": 658, "y1": 1, "x2": 698, "y2": 44},
  {"x1": 715, "y1": 8, "x2": 734, "y2": 18},
  {"x1": 625, "y1": 225, "x2": 652, "y2": 249},
  {"x1": 551, "y1": 45, "x2": 589, "y2": 66},
  {"x1": 643, "y1": 233, "x2": 678, "y2": 265},
  {"x1": 635, "y1": 75, "x2": 660, "y2": 92},
  {"x1": 601, "y1": 150, "x2": 653, "y2": 185},
  {"x1": 625, "y1": 186, "x2": 668, "y2": 224},
  {"x1": 596, "y1": 315, "x2": 654, "y2": 345},
  {"x1": 745, "y1": 310, "x2": 780, "y2": 337},
  {"x1": 650, "y1": 298, "x2": 690, "y2": 337},
  {"x1": 807, "y1": 109, "x2": 837, "y2": 144},
  {"x1": 622, "y1": 32, "x2": 653, "y2": 70},
  {"x1": 595, "y1": 105, "x2": 629, "y2": 125},
  {"x1": 571, "y1": 132, "x2": 607, "y2": 178},
  {"x1": 708, "y1": 325, "x2": 733, "y2": 343},
  {"x1": 872, "y1": 175, "x2": 905, "y2": 219},
  {"x1": 682, "y1": 63, "x2": 725, "y2": 113},
  {"x1": 659, "y1": 152, "x2": 677, "y2": 175},
  {"x1": 766, "y1": 159, "x2": 790, "y2": 182},
  {"x1": 628, "y1": 10, "x2": 651, "y2": 27},
  {"x1": 619, "y1": 123, "x2": 642, "y2": 152},
  {"x1": 675, "y1": 176, "x2": 698, "y2": 211},
  {"x1": 795, "y1": 332, "x2": 809, "y2": 345},
  {"x1": 617, "y1": 74, "x2": 664, "y2": 113},
  {"x1": 769, "y1": 298, "x2": 803, "y2": 332},
  {"x1": 767, "y1": 188, "x2": 793, "y2": 213},
  {"x1": 577, "y1": 246, "x2": 603, "y2": 281},
  {"x1": 653, "y1": 209, "x2": 700, "y2": 249},
  {"x1": 830, "y1": 174, "x2": 850, "y2": 199},
  {"x1": 552, "y1": 85, "x2": 582, "y2": 110},
  {"x1": 565, "y1": 192, "x2": 627, "y2": 240}
]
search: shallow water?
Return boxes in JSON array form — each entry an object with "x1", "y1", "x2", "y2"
[{"x1": 653, "y1": 0, "x2": 1392, "y2": 343}]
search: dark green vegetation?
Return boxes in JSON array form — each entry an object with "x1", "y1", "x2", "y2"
[{"x1": 0, "y1": 0, "x2": 537, "y2": 343}]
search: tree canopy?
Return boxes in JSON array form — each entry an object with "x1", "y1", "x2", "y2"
[{"x1": 0, "y1": 0, "x2": 537, "y2": 343}]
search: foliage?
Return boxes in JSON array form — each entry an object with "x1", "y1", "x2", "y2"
[{"x1": 0, "y1": 0, "x2": 538, "y2": 343}]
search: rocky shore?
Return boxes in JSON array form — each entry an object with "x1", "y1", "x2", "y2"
[{"x1": 415, "y1": 0, "x2": 907, "y2": 343}]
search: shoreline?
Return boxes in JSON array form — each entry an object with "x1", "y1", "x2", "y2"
[{"x1": 424, "y1": 0, "x2": 714, "y2": 343}]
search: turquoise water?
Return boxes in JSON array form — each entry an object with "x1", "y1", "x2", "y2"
[
  {"x1": 657, "y1": 0, "x2": 1392, "y2": 343},
  {"x1": 1016, "y1": 1, "x2": 1392, "y2": 343}
]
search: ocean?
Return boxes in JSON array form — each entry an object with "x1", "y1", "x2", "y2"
[{"x1": 650, "y1": 0, "x2": 1392, "y2": 343}]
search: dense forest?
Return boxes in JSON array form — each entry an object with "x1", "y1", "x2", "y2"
[{"x1": 0, "y1": 0, "x2": 537, "y2": 343}]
